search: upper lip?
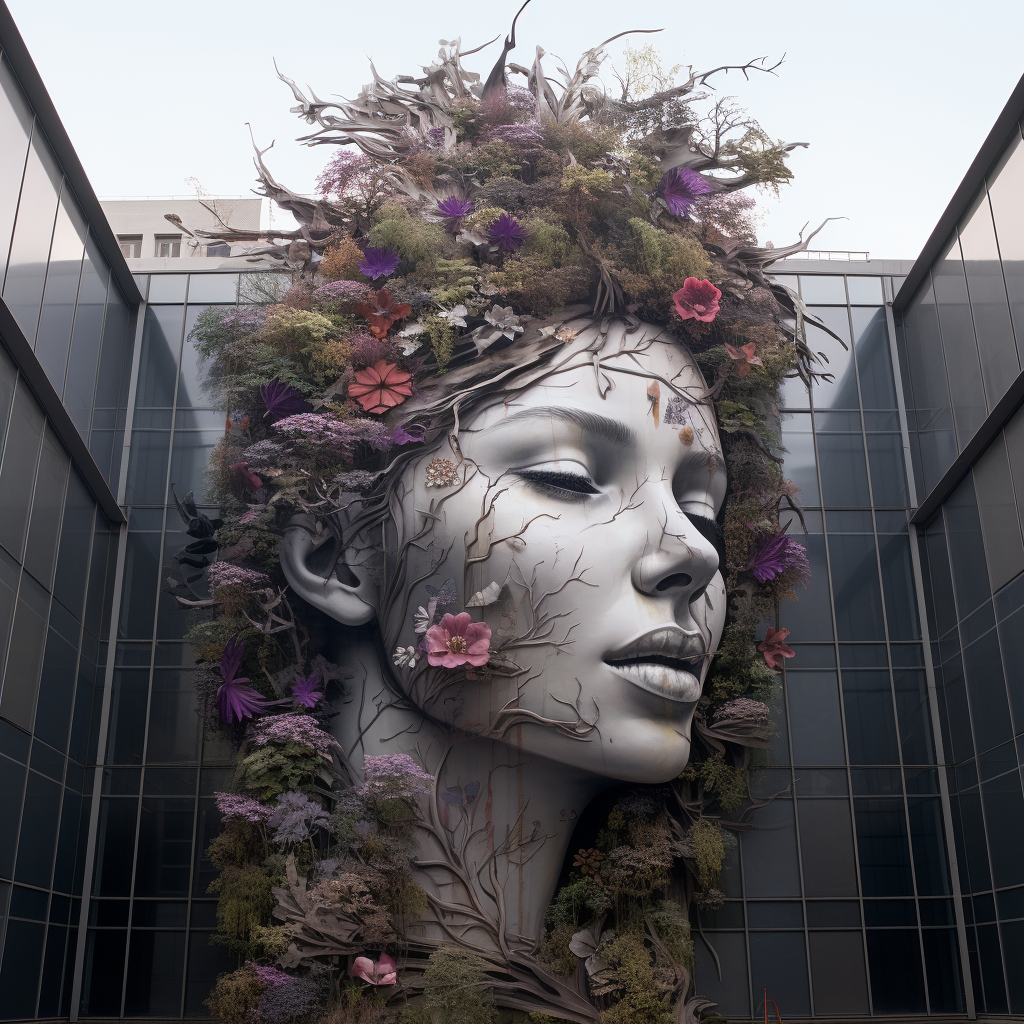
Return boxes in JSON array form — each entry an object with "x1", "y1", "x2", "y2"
[{"x1": 604, "y1": 626, "x2": 708, "y2": 670}]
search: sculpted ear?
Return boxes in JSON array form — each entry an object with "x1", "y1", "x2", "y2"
[{"x1": 279, "y1": 526, "x2": 377, "y2": 626}]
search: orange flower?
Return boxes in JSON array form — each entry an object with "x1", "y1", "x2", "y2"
[
  {"x1": 353, "y1": 288, "x2": 412, "y2": 339},
  {"x1": 348, "y1": 360, "x2": 413, "y2": 414},
  {"x1": 758, "y1": 626, "x2": 795, "y2": 670}
]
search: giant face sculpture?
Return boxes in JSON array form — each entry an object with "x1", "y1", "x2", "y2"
[{"x1": 282, "y1": 318, "x2": 727, "y2": 785}]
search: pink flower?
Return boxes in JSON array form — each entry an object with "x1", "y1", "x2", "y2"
[
  {"x1": 348, "y1": 360, "x2": 414, "y2": 415},
  {"x1": 725, "y1": 342, "x2": 763, "y2": 378},
  {"x1": 424, "y1": 612, "x2": 492, "y2": 668},
  {"x1": 349, "y1": 953, "x2": 397, "y2": 986},
  {"x1": 231, "y1": 462, "x2": 263, "y2": 492},
  {"x1": 758, "y1": 627, "x2": 796, "y2": 670},
  {"x1": 672, "y1": 278, "x2": 722, "y2": 323}
]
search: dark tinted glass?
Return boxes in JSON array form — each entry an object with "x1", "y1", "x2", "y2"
[
  {"x1": 866, "y1": 929, "x2": 926, "y2": 1012},
  {"x1": 14, "y1": 769, "x2": 61, "y2": 887},
  {"x1": 982, "y1": 772, "x2": 1024, "y2": 888},
  {"x1": 1, "y1": 572, "x2": 49, "y2": 729},
  {"x1": 851, "y1": 306, "x2": 897, "y2": 408},
  {"x1": 79, "y1": 929, "x2": 127, "y2": 1016},
  {"x1": 63, "y1": 236, "x2": 108, "y2": 435},
  {"x1": 0, "y1": 381, "x2": 44, "y2": 560},
  {"x1": 855, "y1": 798, "x2": 914, "y2": 895},
  {"x1": 963, "y1": 629, "x2": 1012, "y2": 753},
  {"x1": 0, "y1": 56, "x2": 32, "y2": 283},
  {"x1": 816, "y1": 431, "x2": 870, "y2": 507},
  {"x1": 808, "y1": 931, "x2": 869, "y2": 1014},
  {"x1": 779, "y1": 412, "x2": 819, "y2": 505},
  {"x1": 53, "y1": 471, "x2": 95, "y2": 618},
  {"x1": 908, "y1": 796, "x2": 951, "y2": 895},
  {"x1": 0, "y1": 919, "x2": 45, "y2": 1018},
  {"x1": 828, "y1": 516, "x2": 885, "y2": 640},
  {"x1": 742, "y1": 797, "x2": 801, "y2": 897},
  {"x1": 748, "y1": 932, "x2": 810, "y2": 1015},
  {"x1": 123, "y1": 930, "x2": 185, "y2": 1016},
  {"x1": 922, "y1": 928, "x2": 965, "y2": 1012},
  {"x1": 808, "y1": 307, "x2": 856, "y2": 410},
  {"x1": 798, "y1": 798, "x2": 859, "y2": 897},
  {"x1": 945, "y1": 473, "x2": 991, "y2": 618},
  {"x1": 865, "y1": 433, "x2": 908, "y2": 507},
  {"x1": 778, "y1": 513, "x2": 832, "y2": 640},
  {"x1": 786, "y1": 671, "x2": 844, "y2": 764},
  {"x1": 24, "y1": 426, "x2": 70, "y2": 587},
  {"x1": 694, "y1": 932, "x2": 749, "y2": 1017},
  {"x1": 974, "y1": 436, "x2": 1024, "y2": 590},
  {"x1": 894, "y1": 670, "x2": 934, "y2": 764},
  {"x1": 988, "y1": 127, "x2": 1024, "y2": 364}
]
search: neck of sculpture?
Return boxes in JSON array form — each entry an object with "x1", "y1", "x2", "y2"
[{"x1": 332, "y1": 632, "x2": 612, "y2": 949}]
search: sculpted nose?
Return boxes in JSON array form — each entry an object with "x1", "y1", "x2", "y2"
[{"x1": 630, "y1": 494, "x2": 720, "y2": 598}]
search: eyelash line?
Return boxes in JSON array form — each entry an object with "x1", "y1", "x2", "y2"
[{"x1": 514, "y1": 469, "x2": 599, "y2": 501}]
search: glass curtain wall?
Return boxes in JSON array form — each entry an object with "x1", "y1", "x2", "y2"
[
  {"x1": 0, "y1": 50, "x2": 135, "y2": 492},
  {"x1": 0, "y1": 344, "x2": 121, "y2": 1020},
  {"x1": 917, "y1": 401, "x2": 1024, "y2": 1015},
  {"x1": 80, "y1": 271, "x2": 285, "y2": 1019},
  {"x1": 693, "y1": 273, "x2": 963, "y2": 1017},
  {"x1": 898, "y1": 120, "x2": 1024, "y2": 497}
]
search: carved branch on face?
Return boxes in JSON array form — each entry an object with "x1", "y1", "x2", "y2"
[{"x1": 489, "y1": 678, "x2": 599, "y2": 742}]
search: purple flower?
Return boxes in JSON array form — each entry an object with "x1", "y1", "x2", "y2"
[
  {"x1": 744, "y1": 530, "x2": 811, "y2": 584},
  {"x1": 260, "y1": 378, "x2": 312, "y2": 423},
  {"x1": 436, "y1": 196, "x2": 474, "y2": 228},
  {"x1": 290, "y1": 674, "x2": 323, "y2": 708},
  {"x1": 215, "y1": 792, "x2": 272, "y2": 823},
  {"x1": 217, "y1": 637, "x2": 268, "y2": 724},
  {"x1": 248, "y1": 713, "x2": 333, "y2": 754},
  {"x1": 249, "y1": 963, "x2": 292, "y2": 988},
  {"x1": 488, "y1": 213, "x2": 526, "y2": 253},
  {"x1": 391, "y1": 423, "x2": 425, "y2": 445},
  {"x1": 656, "y1": 166, "x2": 715, "y2": 217},
  {"x1": 360, "y1": 753, "x2": 434, "y2": 798},
  {"x1": 358, "y1": 247, "x2": 400, "y2": 280}
]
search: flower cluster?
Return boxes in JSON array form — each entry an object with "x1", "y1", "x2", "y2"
[
  {"x1": 207, "y1": 563, "x2": 272, "y2": 590},
  {"x1": 248, "y1": 713, "x2": 333, "y2": 754},
  {"x1": 215, "y1": 792, "x2": 272, "y2": 822}
]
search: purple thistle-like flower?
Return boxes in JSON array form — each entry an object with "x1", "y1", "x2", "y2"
[
  {"x1": 656, "y1": 166, "x2": 715, "y2": 218},
  {"x1": 488, "y1": 213, "x2": 526, "y2": 253},
  {"x1": 260, "y1": 378, "x2": 312, "y2": 423},
  {"x1": 217, "y1": 636, "x2": 268, "y2": 724},
  {"x1": 436, "y1": 196, "x2": 474, "y2": 228},
  {"x1": 290, "y1": 674, "x2": 323, "y2": 708},
  {"x1": 358, "y1": 247, "x2": 400, "y2": 280},
  {"x1": 744, "y1": 531, "x2": 810, "y2": 584}
]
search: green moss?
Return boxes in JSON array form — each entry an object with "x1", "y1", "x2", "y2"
[
  {"x1": 206, "y1": 966, "x2": 266, "y2": 1024},
  {"x1": 649, "y1": 899, "x2": 694, "y2": 969},
  {"x1": 685, "y1": 819, "x2": 727, "y2": 892},
  {"x1": 598, "y1": 933, "x2": 673, "y2": 1024},
  {"x1": 424, "y1": 314, "x2": 455, "y2": 370},
  {"x1": 368, "y1": 203, "x2": 449, "y2": 272},
  {"x1": 420, "y1": 946, "x2": 497, "y2": 1024},
  {"x1": 209, "y1": 864, "x2": 277, "y2": 957}
]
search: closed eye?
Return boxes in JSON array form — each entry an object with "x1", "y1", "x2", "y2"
[{"x1": 515, "y1": 468, "x2": 600, "y2": 502}]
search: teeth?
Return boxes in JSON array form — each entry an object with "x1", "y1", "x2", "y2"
[{"x1": 608, "y1": 661, "x2": 702, "y2": 703}]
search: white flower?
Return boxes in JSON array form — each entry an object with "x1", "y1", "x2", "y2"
[
  {"x1": 484, "y1": 305, "x2": 524, "y2": 340},
  {"x1": 438, "y1": 304, "x2": 468, "y2": 328},
  {"x1": 392, "y1": 645, "x2": 418, "y2": 669},
  {"x1": 399, "y1": 337, "x2": 423, "y2": 356},
  {"x1": 413, "y1": 604, "x2": 435, "y2": 634}
]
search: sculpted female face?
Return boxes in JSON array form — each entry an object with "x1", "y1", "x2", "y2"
[{"x1": 291, "y1": 320, "x2": 728, "y2": 784}]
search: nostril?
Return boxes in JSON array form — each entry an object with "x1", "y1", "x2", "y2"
[{"x1": 656, "y1": 572, "x2": 692, "y2": 592}]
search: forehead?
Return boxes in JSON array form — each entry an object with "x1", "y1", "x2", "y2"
[{"x1": 468, "y1": 322, "x2": 720, "y2": 444}]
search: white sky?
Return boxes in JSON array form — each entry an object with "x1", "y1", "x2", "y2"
[{"x1": 7, "y1": 0, "x2": 1024, "y2": 260}]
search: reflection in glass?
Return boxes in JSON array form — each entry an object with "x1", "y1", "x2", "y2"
[
  {"x1": 843, "y1": 670, "x2": 900, "y2": 764},
  {"x1": 786, "y1": 671, "x2": 845, "y2": 764},
  {"x1": 808, "y1": 931, "x2": 870, "y2": 1014},
  {"x1": 749, "y1": 932, "x2": 810, "y2": 1015},
  {"x1": 799, "y1": 275, "x2": 846, "y2": 304},
  {"x1": 137, "y1": 306, "x2": 184, "y2": 409},
  {"x1": 62, "y1": 237, "x2": 108, "y2": 435},
  {"x1": 0, "y1": 56, "x2": 32, "y2": 285},
  {"x1": 797, "y1": 799, "x2": 858, "y2": 896},
  {"x1": 855, "y1": 799, "x2": 915, "y2": 895},
  {"x1": 988, "y1": 127, "x2": 1024, "y2": 362},
  {"x1": 958, "y1": 189, "x2": 1019, "y2": 402},
  {"x1": 807, "y1": 306, "x2": 856, "y2": 410},
  {"x1": 851, "y1": 307, "x2": 897, "y2": 408},
  {"x1": 779, "y1": 413, "x2": 818, "y2": 505},
  {"x1": 846, "y1": 276, "x2": 883, "y2": 304}
]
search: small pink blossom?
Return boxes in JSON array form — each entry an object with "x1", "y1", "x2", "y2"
[
  {"x1": 672, "y1": 278, "x2": 722, "y2": 323},
  {"x1": 349, "y1": 953, "x2": 397, "y2": 986},
  {"x1": 424, "y1": 612, "x2": 492, "y2": 668},
  {"x1": 724, "y1": 342, "x2": 763, "y2": 378},
  {"x1": 759, "y1": 627, "x2": 796, "y2": 670}
]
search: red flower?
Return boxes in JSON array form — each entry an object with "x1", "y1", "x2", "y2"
[
  {"x1": 672, "y1": 278, "x2": 722, "y2": 323},
  {"x1": 348, "y1": 360, "x2": 414, "y2": 414},
  {"x1": 725, "y1": 342, "x2": 764, "y2": 378},
  {"x1": 353, "y1": 288, "x2": 412, "y2": 338},
  {"x1": 424, "y1": 612, "x2": 492, "y2": 668},
  {"x1": 230, "y1": 462, "x2": 263, "y2": 492},
  {"x1": 758, "y1": 627, "x2": 796, "y2": 670}
]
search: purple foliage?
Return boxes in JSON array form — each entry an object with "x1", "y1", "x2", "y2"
[
  {"x1": 349, "y1": 331, "x2": 392, "y2": 369},
  {"x1": 215, "y1": 792, "x2": 272, "y2": 823},
  {"x1": 273, "y1": 414, "x2": 393, "y2": 455},
  {"x1": 436, "y1": 196, "x2": 474, "y2": 228},
  {"x1": 248, "y1": 713, "x2": 333, "y2": 754},
  {"x1": 260, "y1": 378, "x2": 312, "y2": 422},
  {"x1": 488, "y1": 212, "x2": 527, "y2": 253},
  {"x1": 268, "y1": 791, "x2": 331, "y2": 844},
  {"x1": 391, "y1": 423, "x2": 425, "y2": 445},
  {"x1": 744, "y1": 530, "x2": 810, "y2": 584},
  {"x1": 290, "y1": 675, "x2": 323, "y2": 708},
  {"x1": 254, "y1": 975, "x2": 326, "y2": 1024},
  {"x1": 248, "y1": 963, "x2": 292, "y2": 988},
  {"x1": 360, "y1": 752, "x2": 433, "y2": 798},
  {"x1": 217, "y1": 637, "x2": 268, "y2": 724},
  {"x1": 358, "y1": 247, "x2": 400, "y2": 280},
  {"x1": 312, "y1": 280, "x2": 371, "y2": 303},
  {"x1": 207, "y1": 563, "x2": 272, "y2": 590},
  {"x1": 656, "y1": 166, "x2": 715, "y2": 218}
]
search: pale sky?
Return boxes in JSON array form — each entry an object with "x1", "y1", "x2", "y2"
[{"x1": 7, "y1": 0, "x2": 1024, "y2": 260}]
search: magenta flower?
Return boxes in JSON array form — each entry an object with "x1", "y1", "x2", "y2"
[
  {"x1": 260, "y1": 378, "x2": 312, "y2": 422},
  {"x1": 358, "y1": 247, "x2": 400, "y2": 280},
  {"x1": 437, "y1": 196, "x2": 474, "y2": 228},
  {"x1": 290, "y1": 674, "x2": 323, "y2": 708},
  {"x1": 758, "y1": 627, "x2": 796, "y2": 671},
  {"x1": 488, "y1": 213, "x2": 526, "y2": 253},
  {"x1": 672, "y1": 278, "x2": 722, "y2": 323},
  {"x1": 424, "y1": 612, "x2": 492, "y2": 668},
  {"x1": 656, "y1": 166, "x2": 714, "y2": 217},
  {"x1": 217, "y1": 636, "x2": 268, "y2": 724},
  {"x1": 349, "y1": 953, "x2": 397, "y2": 986},
  {"x1": 744, "y1": 531, "x2": 810, "y2": 584}
]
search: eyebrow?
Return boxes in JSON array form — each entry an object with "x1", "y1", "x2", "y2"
[{"x1": 481, "y1": 406, "x2": 637, "y2": 449}]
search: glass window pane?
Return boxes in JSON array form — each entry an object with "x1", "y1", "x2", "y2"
[
  {"x1": 959, "y1": 189, "x2": 1020, "y2": 402},
  {"x1": 53, "y1": 470, "x2": 95, "y2": 618},
  {"x1": 742, "y1": 797, "x2": 802, "y2": 897},
  {"x1": 1, "y1": 573, "x2": 49, "y2": 730},
  {"x1": 124, "y1": 431, "x2": 170, "y2": 507},
  {"x1": 0, "y1": 380, "x2": 44, "y2": 560},
  {"x1": 988, "y1": 128, "x2": 1024, "y2": 365},
  {"x1": 797, "y1": 798, "x2": 858, "y2": 896},
  {"x1": 778, "y1": 512, "x2": 833, "y2": 641},
  {"x1": 827, "y1": 515, "x2": 885, "y2": 640},
  {"x1": 186, "y1": 273, "x2": 238, "y2": 303},
  {"x1": 799, "y1": 275, "x2": 846, "y2": 304},
  {"x1": 816, "y1": 432, "x2": 870, "y2": 507},
  {"x1": 62, "y1": 236, "x2": 109, "y2": 435},
  {"x1": 33, "y1": 626, "x2": 79, "y2": 751},
  {"x1": 0, "y1": 755, "x2": 26, "y2": 877},
  {"x1": 14, "y1": 770, "x2": 61, "y2": 888},
  {"x1": 807, "y1": 307, "x2": 856, "y2": 410},
  {"x1": 119, "y1": 510, "x2": 162, "y2": 639},
  {"x1": 934, "y1": 235, "x2": 987, "y2": 443},
  {"x1": 908, "y1": 795, "x2": 950, "y2": 896},
  {"x1": 843, "y1": 670, "x2": 900, "y2": 764},
  {"x1": 865, "y1": 433, "x2": 908, "y2": 507},
  {"x1": 147, "y1": 274, "x2": 188, "y2": 303},
  {"x1": 779, "y1": 412, "x2": 818, "y2": 506},
  {"x1": 851, "y1": 306, "x2": 897, "y2": 408},
  {"x1": 694, "y1": 933, "x2": 749, "y2": 1017},
  {"x1": 945, "y1": 473, "x2": 991, "y2": 618},
  {"x1": 34, "y1": 186, "x2": 86, "y2": 391},
  {"x1": 0, "y1": 919, "x2": 45, "y2": 1018},
  {"x1": 878, "y1": 527, "x2": 920, "y2": 640},
  {"x1": 977, "y1": 922, "x2": 1009, "y2": 1012},
  {"x1": 894, "y1": 669, "x2": 934, "y2": 764},
  {"x1": 146, "y1": 669, "x2": 200, "y2": 763},
  {"x1": 846, "y1": 276, "x2": 884, "y2": 304},
  {"x1": 1001, "y1": 920, "x2": 1024, "y2": 1013},
  {"x1": 137, "y1": 305, "x2": 184, "y2": 409},
  {"x1": 24, "y1": 426, "x2": 70, "y2": 588},
  {"x1": 0, "y1": 56, "x2": 33, "y2": 284},
  {"x1": 963, "y1": 628, "x2": 1012, "y2": 754},
  {"x1": 982, "y1": 771, "x2": 1024, "y2": 888},
  {"x1": 3, "y1": 126, "x2": 61, "y2": 340},
  {"x1": 866, "y1": 929, "x2": 926, "y2": 1012},
  {"x1": 808, "y1": 931, "x2": 869, "y2": 1014},
  {"x1": 900, "y1": 282, "x2": 957, "y2": 492},
  {"x1": 124, "y1": 930, "x2": 185, "y2": 1017},
  {"x1": 786, "y1": 670, "x2": 845, "y2": 764},
  {"x1": 79, "y1": 929, "x2": 127, "y2": 1016},
  {"x1": 167, "y1": 430, "x2": 220, "y2": 504},
  {"x1": 855, "y1": 798, "x2": 915, "y2": 895},
  {"x1": 749, "y1": 932, "x2": 810, "y2": 1015},
  {"x1": 974, "y1": 435, "x2": 1024, "y2": 591},
  {"x1": 135, "y1": 797, "x2": 195, "y2": 897}
]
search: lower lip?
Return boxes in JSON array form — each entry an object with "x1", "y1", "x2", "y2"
[{"x1": 606, "y1": 661, "x2": 703, "y2": 703}]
